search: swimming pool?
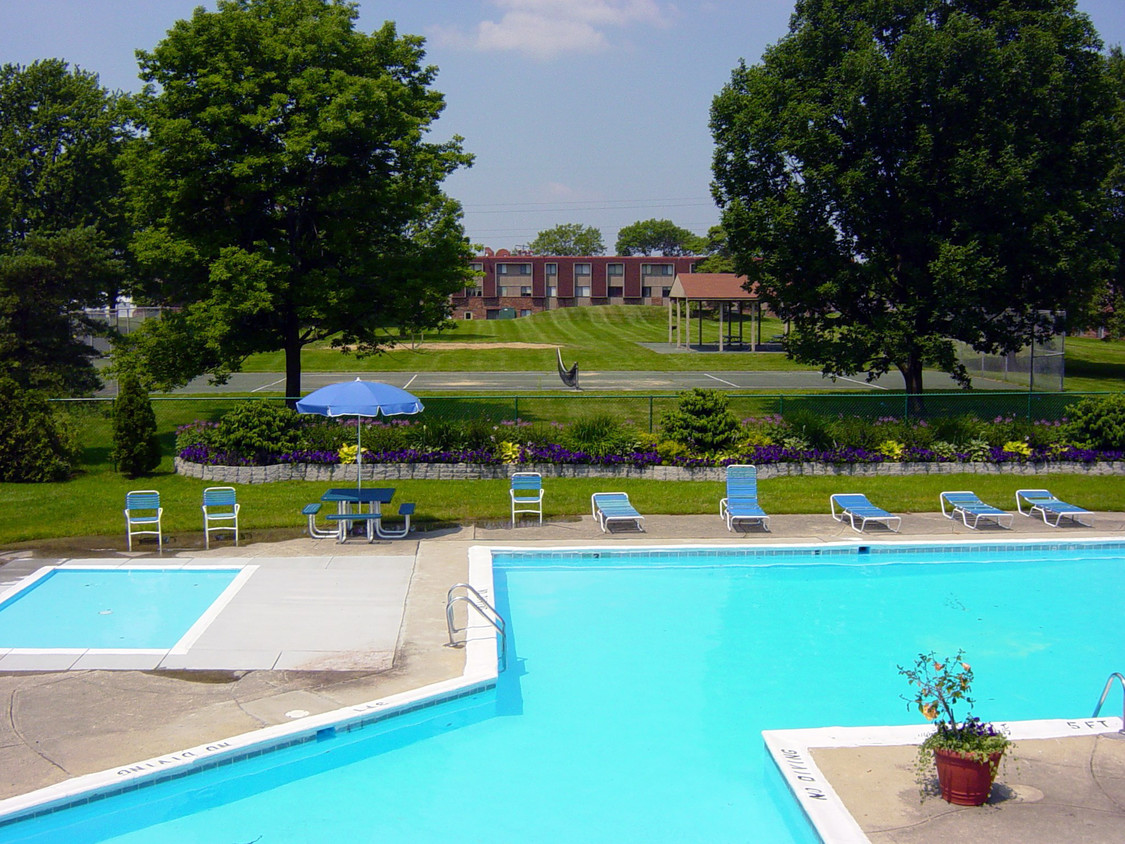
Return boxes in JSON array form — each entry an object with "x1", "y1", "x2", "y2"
[
  {"x1": 0, "y1": 565, "x2": 250, "y2": 651},
  {"x1": 2, "y1": 540, "x2": 1122, "y2": 842}
]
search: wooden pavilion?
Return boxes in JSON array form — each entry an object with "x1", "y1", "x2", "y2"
[{"x1": 667, "y1": 273, "x2": 764, "y2": 351}]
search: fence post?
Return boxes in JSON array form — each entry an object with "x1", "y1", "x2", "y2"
[
  {"x1": 514, "y1": 396, "x2": 519, "y2": 421},
  {"x1": 649, "y1": 396, "x2": 654, "y2": 433}
]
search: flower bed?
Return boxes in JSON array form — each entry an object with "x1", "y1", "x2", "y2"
[{"x1": 173, "y1": 391, "x2": 1125, "y2": 483}]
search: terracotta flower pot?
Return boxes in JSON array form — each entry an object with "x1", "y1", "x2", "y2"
[{"x1": 933, "y1": 747, "x2": 1004, "y2": 806}]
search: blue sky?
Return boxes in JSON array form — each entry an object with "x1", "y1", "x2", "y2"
[{"x1": 3, "y1": 0, "x2": 1125, "y2": 252}]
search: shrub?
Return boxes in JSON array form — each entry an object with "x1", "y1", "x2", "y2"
[
  {"x1": 659, "y1": 389, "x2": 740, "y2": 453},
  {"x1": 175, "y1": 420, "x2": 220, "y2": 451},
  {"x1": 296, "y1": 417, "x2": 352, "y2": 452},
  {"x1": 0, "y1": 378, "x2": 79, "y2": 481},
  {"x1": 1064, "y1": 394, "x2": 1125, "y2": 450},
  {"x1": 562, "y1": 414, "x2": 636, "y2": 458},
  {"x1": 214, "y1": 400, "x2": 300, "y2": 460},
  {"x1": 111, "y1": 371, "x2": 162, "y2": 478}
]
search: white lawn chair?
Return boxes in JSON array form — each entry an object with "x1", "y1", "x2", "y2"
[
  {"x1": 830, "y1": 493, "x2": 901, "y2": 533},
  {"x1": 510, "y1": 472, "x2": 544, "y2": 527},
  {"x1": 720, "y1": 464, "x2": 770, "y2": 531},
  {"x1": 202, "y1": 486, "x2": 240, "y2": 548},
  {"x1": 125, "y1": 489, "x2": 163, "y2": 551},
  {"x1": 591, "y1": 492, "x2": 645, "y2": 533},
  {"x1": 1015, "y1": 489, "x2": 1094, "y2": 527}
]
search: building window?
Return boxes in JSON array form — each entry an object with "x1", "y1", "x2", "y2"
[
  {"x1": 545, "y1": 263, "x2": 558, "y2": 276},
  {"x1": 520, "y1": 286, "x2": 532, "y2": 296},
  {"x1": 642, "y1": 286, "x2": 652, "y2": 297},
  {"x1": 498, "y1": 263, "x2": 531, "y2": 275},
  {"x1": 470, "y1": 262, "x2": 483, "y2": 273},
  {"x1": 463, "y1": 312, "x2": 473, "y2": 319},
  {"x1": 609, "y1": 286, "x2": 623, "y2": 297},
  {"x1": 520, "y1": 309, "x2": 532, "y2": 317},
  {"x1": 547, "y1": 285, "x2": 557, "y2": 297},
  {"x1": 662, "y1": 287, "x2": 672, "y2": 297},
  {"x1": 576, "y1": 285, "x2": 591, "y2": 297},
  {"x1": 574, "y1": 263, "x2": 591, "y2": 276},
  {"x1": 466, "y1": 287, "x2": 482, "y2": 297},
  {"x1": 641, "y1": 263, "x2": 673, "y2": 276},
  {"x1": 608, "y1": 263, "x2": 624, "y2": 276}
]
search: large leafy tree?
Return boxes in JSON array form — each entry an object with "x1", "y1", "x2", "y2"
[
  {"x1": 527, "y1": 223, "x2": 604, "y2": 255},
  {"x1": 0, "y1": 60, "x2": 127, "y2": 395},
  {"x1": 615, "y1": 218, "x2": 702, "y2": 256},
  {"x1": 124, "y1": 0, "x2": 474, "y2": 398},
  {"x1": 711, "y1": 0, "x2": 1117, "y2": 395}
]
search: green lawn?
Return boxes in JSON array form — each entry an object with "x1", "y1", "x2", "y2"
[
  {"x1": 1058, "y1": 336, "x2": 1125, "y2": 392},
  {"x1": 241, "y1": 306, "x2": 803, "y2": 373},
  {"x1": 2, "y1": 468, "x2": 1119, "y2": 548}
]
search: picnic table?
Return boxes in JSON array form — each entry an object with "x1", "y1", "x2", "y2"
[{"x1": 321, "y1": 487, "x2": 395, "y2": 542}]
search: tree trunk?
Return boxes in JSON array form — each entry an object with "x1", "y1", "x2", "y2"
[
  {"x1": 285, "y1": 337, "x2": 302, "y2": 407},
  {"x1": 901, "y1": 358, "x2": 926, "y2": 418}
]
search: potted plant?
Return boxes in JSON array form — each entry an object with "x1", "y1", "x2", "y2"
[{"x1": 898, "y1": 650, "x2": 1011, "y2": 805}]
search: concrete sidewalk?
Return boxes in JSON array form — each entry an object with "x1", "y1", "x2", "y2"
[{"x1": 1, "y1": 512, "x2": 1124, "y2": 841}]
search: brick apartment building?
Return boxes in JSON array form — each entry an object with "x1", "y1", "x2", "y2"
[{"x1": 451, "y1": 251, "x2": 700, "y2": 319}]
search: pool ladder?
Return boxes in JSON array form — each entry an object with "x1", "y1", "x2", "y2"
[
  {"x1": 446, "y1": 583, "x2": 507, "y2": 672},
  {"x1": 1092, "y1": 672, "x2": 1125, "y2": 735}
]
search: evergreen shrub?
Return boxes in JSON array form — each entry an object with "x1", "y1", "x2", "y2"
[
  {"x1": 112, "y1": 371, "x2": 162, "y2": 477},
  {"x1": 659, "y1": 389, "x2": 740, "y2": 453},
  {"x1": 0, "y1": 377, "x2": 79, "y2": 481}
]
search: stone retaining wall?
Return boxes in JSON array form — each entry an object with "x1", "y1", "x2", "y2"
[{"x1": 174, "y1": 457, "x2": 1125, "y2": 484}]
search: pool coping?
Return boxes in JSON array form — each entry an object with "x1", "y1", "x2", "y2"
[
  {"x1": 763, "y1": 716, "x2": 1125, "y2": 844},
  {"x1": 0, "y1": 551, "x2": 499, "y2": 828}
]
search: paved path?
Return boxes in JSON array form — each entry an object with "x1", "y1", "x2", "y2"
[
  {"x1": 2, "y1": 515, "x2": 1123, "y2": 842},
  {"x1": 96, "y1": 368, "x2": 1023, "y2": 396}
]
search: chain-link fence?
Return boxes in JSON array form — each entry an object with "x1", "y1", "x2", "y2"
[
  {"x1": 54, "y1": 391, "x2": 1110, "y2": 471},
  {"x1": 953, "y1": 332, "x2": 1065, "y2": 391}
]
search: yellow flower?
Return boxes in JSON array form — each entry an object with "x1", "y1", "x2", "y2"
[{"x1": 920, "y1": 702, "x2": 938, "y2": 721}]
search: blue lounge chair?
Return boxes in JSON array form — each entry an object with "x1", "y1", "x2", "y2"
[
  {"x1": 830, "y1": 493, "x2": 901, "y2": 533},
  {"x1": 592, "y1": 492, "x2": 645, "y2": 533},
  {"x1": 939, "y1": 490, "x2": 1013, "y2": 530},
  {"x1": 1015, "y1": 489, "x2": 1094, "y2": 527},
  {"x1": 510, "y1": 472, "x2": 544, "y2": 527},
  {"x1": 202, "y1": 486, "x2": 240, "y2": 548},
  {"x1": 125, "y1": 490, "x2": 163, "y2": 551},
  {"x1": 720, "y1": 465, "x2": 770, "y2": 531}
]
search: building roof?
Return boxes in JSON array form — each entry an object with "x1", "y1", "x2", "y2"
[{"x1": 668, "y1": 273, "x2": 758, "y2": 301}]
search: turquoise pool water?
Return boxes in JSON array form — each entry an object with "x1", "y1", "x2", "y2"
[
  {"x1": 4, "y1": 541, "x2": 1123, "y2": 843},
  {"x1": 0, "y1": 567, "x2": 242, "y2": 649}
]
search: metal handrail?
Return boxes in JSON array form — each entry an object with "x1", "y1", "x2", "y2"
[
  {"x1": 446, "y1": 583, "x2": 507, "y2": 672},
  {"x1": 1091, "y1": 672, "x2": 1125, "y2": 735}
]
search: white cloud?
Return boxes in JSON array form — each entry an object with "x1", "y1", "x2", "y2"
[{"x1": 432, "y1": 0, "x2": 676, "y2": 60}]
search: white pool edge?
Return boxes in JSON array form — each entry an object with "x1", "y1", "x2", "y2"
[
  {"x1": 0, "y1": 552, "x2": 500, "y2": 827},
  {"x1": 763, "y1": 716, "x2": 1125, "y2": 844}
]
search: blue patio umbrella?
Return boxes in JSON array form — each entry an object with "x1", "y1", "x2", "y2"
[{"x1": 295, "y1": 378, "x2": 424, "y2": 489}]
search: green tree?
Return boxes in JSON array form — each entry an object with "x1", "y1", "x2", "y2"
[
  {"x1": 111, "y1": 369, "x2": 162, "y2": 477},
  {"x1": 615, "y1": 218, "x2": 703, "y2": 256},
  {"x1": 692, "y1": 224, "x2": 735, "y2": 273},
  {"x1": 711, "y1": 0, "x2": 1117, "y2": 395},
  {"x1": 124, "y1": 0, "x2": 474, "y2": 399},
  {"x1": 0, "y1": 60, "x2": 128, "y2": 395},
  {"x1": 527, "y1": 223, "x2": 605, "y2": 255}
]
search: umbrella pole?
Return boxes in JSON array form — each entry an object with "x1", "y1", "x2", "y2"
[{"x1": 357, "y1": 415, "x2": 363, "y2": 491}]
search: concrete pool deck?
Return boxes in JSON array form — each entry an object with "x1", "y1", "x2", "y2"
[{"x1": 1, "y1": 510, "x2": 1124, "y2": 842}]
